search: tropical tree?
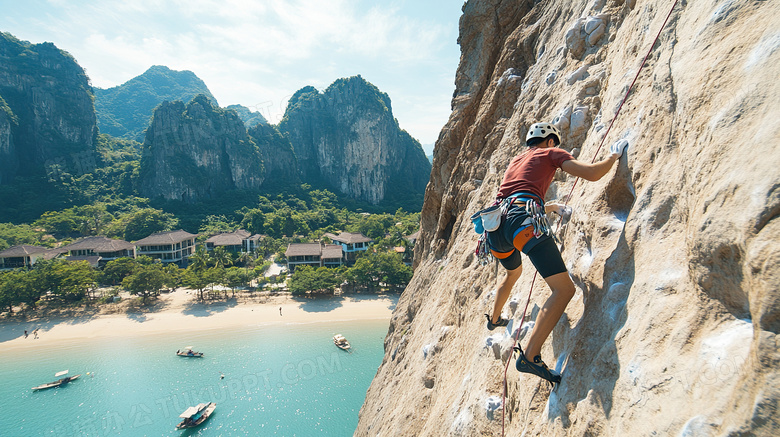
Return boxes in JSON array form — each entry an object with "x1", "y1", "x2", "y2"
[
  {"x1": 235, "y1": 251, "x2": 253, "y2": 268},
  {"x1": 182, "y1": 267, "x2": 219, "y2": 301},
  {"x1": 198, "y1": 214, "x2": 236, "y2": 235},
  {"x1": 223, "y1": 267, "x2": 251, "y2": 296},
  {"x1": 57, "y1": 261, "x2": 98, "y2": 301},
  {"x1": 101, "y1": 257, "x2": 140, "y2": 285},
  {"x1": 343, "y1": 256, "x2": 375, "y2": 291},
  {"x1": 75, "y1": 203, "x2": 113, "y2": 236},
  {"x1": 235, "y1": 251, "x2": 255, "y2": 285},
  {"x1": 343, "y1": 251, "x2": 412, "y2": 292},
  {"x1": 0, "y1": 223, "x2": 45, "y2": 248},
  {"x1": 288, "y1": 266, "x2": 340, "y2": 296},
  {"x1": 0, "y1": 273, "x2": 13, "y2": 313},
  {"x1": 211, "y1": 246, "x2": 233, "y2": 269},
  {"x1": 34, "y1": 210, "x2": 80, "y2": 236},
  {"x1": 162, "y1": 264, "x2": 181, "y2": 291},
  {"x1": 0, "y1": 271, "x2": 30, "y2": 313},
  {"x1": 375, "y1": 252, "x2": 413, "y2": 291},
  {"x1": 122, "y1": 263, "x2": 166, "y2": 304},
  {"x1": 123, "y1": 208, "x2": 178, "y2": 241},
  {"x1": 189, "y1": 245, "x2": 210, "y2": 272},
  {"x1": 239, "y1": 208, "x2": 265, "y2": 234}
]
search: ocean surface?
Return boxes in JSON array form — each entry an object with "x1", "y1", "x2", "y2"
[{"x1": 0, "y1": 317, "x2": 391, "y2": 436}]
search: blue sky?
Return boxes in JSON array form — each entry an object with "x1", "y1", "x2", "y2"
[{"x1": 1, "y1": 0, "x2": 463, "y2": 150}]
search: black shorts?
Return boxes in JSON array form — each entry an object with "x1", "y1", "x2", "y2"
[{"x1": 486, "y1": 205, "x2": 567, "y2": 278}]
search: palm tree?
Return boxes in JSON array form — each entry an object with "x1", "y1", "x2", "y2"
[
  {"x1": 236, "y1": 251, "x2": 255, "y2": 286},
  {"x1": 211, "y1": 246, "x2": 233, "y2": 269},
  {"x1": 236, "y1": 251, "x2": 253, "y2": 268},
  {"x1": 190, "y1": 245, "x2": 210, "y2": 272}
]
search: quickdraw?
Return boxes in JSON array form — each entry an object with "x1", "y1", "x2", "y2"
[
  {"x1": 525, "y1": 200, "x2": 561, "y2": 245},
  {"x1": 475, "y1": 232, "x2": 493, "y2": 266}
]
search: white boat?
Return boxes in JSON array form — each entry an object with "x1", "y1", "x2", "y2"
[
  {"x1": 175, "y1": 402, "x2": 216, "y2": 429},
  {"x1": 333, "y1": 334, "x2": 351, "y2": 351},
  {"x1": 176, "y1": 346, "x2": 204, "y2": 357},
  {"x1": 32, "y1": 370, "x2": 81, "y2": 391}
]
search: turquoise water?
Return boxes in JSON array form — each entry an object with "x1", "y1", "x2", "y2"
[{"x1": 0, "y1": 319, "x2": 390, "y2": 436}]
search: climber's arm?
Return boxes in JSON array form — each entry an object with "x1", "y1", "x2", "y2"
[{"x1": 560, "y1": 154, "x2": 618, "y2": 182}]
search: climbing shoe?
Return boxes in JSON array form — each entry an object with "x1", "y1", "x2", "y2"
[
  {"x1": 485, "y1": 313, "x2": 510, "y2": 331},
  {"x1": 514, "y1": 346, "x2": 561, "y2": 387}
]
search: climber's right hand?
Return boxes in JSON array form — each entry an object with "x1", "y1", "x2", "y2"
[{"x1": 609, "y1": 139, "x2": 629, "y2": 158}]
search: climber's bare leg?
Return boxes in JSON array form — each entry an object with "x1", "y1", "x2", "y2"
[
  {"x1": 523, "y1": 271, "x2": 575, "y2": 358},
  {"x1": 491, "y1": 265, "x2": 522, "y2": 323}
]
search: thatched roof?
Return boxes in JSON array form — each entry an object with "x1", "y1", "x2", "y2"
[
  {"x1": 135, "y1": 230, "x2": 197, "y2": 245},
  {"x1": 321, "y1": 244, "x2": 344, "y2": 259},
  {"x1": 61, "y1": 236, "x2": 134, "y2": 252},
  {"x1": 0, "y1": 245, "x2": 51, "y2": 257},
  {"x1": 324, "y1": 232, "x2": 372, "y2": 244},
  {"x1": 285, "y1": 243, "x2": 322, "y2": 257},
  {"x1": 205, "y1": 230, "x2": 250, "y2": 246}
]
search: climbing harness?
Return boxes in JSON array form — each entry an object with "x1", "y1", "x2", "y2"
[
  {"x1": 499, "y1": 1, "x2": 680, "y2": 435},
  {"x1": 472, "y1": 192, "x2": 554, "y2": 266}
]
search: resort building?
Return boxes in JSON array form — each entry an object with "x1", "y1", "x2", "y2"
[
  {"x1": 134, "y1": 230, "x2": 197, "y2": 266},
  {"x1": 243, "y1": 233, "x2": 265, "y2": 254},
  {"x1": 0, "y1": 245, "x2": 53, "y2": 270},
  {"x1": 205, "y1": 230, "x2": 264, "y2": 254},
  {"x1": 323, "y1": 232, "x2": 373, "y2": 265},
  {"x1": 285, "y1": 242, "x2": 344, "y2": 272},
  {"x1": 60, "y1": 236, "x2": 135, "y2": 266}
]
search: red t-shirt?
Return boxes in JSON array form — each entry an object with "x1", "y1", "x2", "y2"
[{"x1": 496, "y1": 147, "x2": 574, "y2": 201}]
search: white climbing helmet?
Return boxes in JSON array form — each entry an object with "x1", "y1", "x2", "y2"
[{"x1": 526, "y1": 122, "x2": 561, "y2": 146}]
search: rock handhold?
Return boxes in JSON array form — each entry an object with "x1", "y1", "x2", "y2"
[
  {"x1": 553, "y1": 105, "x2": 574, "y2": 131},
  {"x1": 567, "y1": 65, "x2": 590, "y2": 85},
  {"x1": 485, "y1": 396, "x2": 502, "y2": 420},
  {"x1": 498, "y1": 68, "x2": 523, "y2": 87},
  {"x1": 546, "y1": 70, "x2": 558, "y2": 85},
  {"x1": 422, "y1": 374, "x2": 435, "y2": 389},
  {"x1": 565, "y1": 15, "x2": 610, "y2": 59},
  {"x1": 570, "y1": 106, "x2": 591, "y2": 137},
  {"x1": 422, "y1": 343, "x2": 437, "y2": 359},
  {"x1": 565, "y1": 18, "x2": 587, "y2": 58},
  {"x1": 585, "y1": 16, "x2": 607, "y2": 45}
]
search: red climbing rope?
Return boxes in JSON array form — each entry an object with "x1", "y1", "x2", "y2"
[{"x1": 500, "y1": 1, "x2": 680, "y2": 434}]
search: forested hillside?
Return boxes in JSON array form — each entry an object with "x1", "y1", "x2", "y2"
[
  {"x1": 0, "y1": 31, "x2": 432, "y2": 251},
  {"x1": 94, "y1": 65, "x2": 217, "y2": 141}
]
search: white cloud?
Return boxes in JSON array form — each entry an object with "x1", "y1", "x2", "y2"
[{"x1": 6, "y1": 0, "x2": 461, "y2": 144}]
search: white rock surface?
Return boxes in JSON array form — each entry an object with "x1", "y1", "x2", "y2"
[{"x1": 357, "y1": 1, "x2": 780, "y2": 435}]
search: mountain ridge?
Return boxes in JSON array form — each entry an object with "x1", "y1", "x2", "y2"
[
  {"x1": 94, "y1": 65, "x2": 217, "y2": 141},
  {"x1": 279, "y1": 75, "x2": 431, "y2": 206}
]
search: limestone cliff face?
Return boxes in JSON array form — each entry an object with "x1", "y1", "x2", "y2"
[
  {"x1": 358, "y1": 1, "x2": 779, "y2": 436},
  {"x1": 139, "y1": 95, "x2": 264, "y2": 201},
  {"x1": 278, "y1": 76, "x2": 431, "y2": 205},
  {"x1": 0, "y1": 96, "x2": 16, "y2": 183},
  {"x1": 247, "y1": 122, "x2": 298, "y2": 187},
  {"x1": 0, "y1": 32, "x2": 96, "y2": 184}
]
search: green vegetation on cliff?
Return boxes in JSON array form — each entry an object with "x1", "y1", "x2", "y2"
[
  {"x1": 94, "y1": 65, "x2": 217, "y2": 140},
  {"x1": 0, "y1": 31, "x2": 96, "y2": 184},
  {"x1": 226, "y1": 104, "x2": 268, "y2": 128}
]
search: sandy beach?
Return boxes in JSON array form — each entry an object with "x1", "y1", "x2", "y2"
[{"x1": 0, "y1": 289, "x2": 398, "y2": 353}]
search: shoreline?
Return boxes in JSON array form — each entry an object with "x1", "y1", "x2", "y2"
[{"x1": 0, "y1": 288, "x2": 398, "y2": 353}]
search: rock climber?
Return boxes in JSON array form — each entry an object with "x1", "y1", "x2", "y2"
[{"x1": 484, "y1": 121, "x2": 628, "y2": 384}]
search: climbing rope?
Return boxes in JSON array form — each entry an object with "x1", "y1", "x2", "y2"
[{"x1": 500, "y1": 1, "x2": 680, "y2": 434}]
